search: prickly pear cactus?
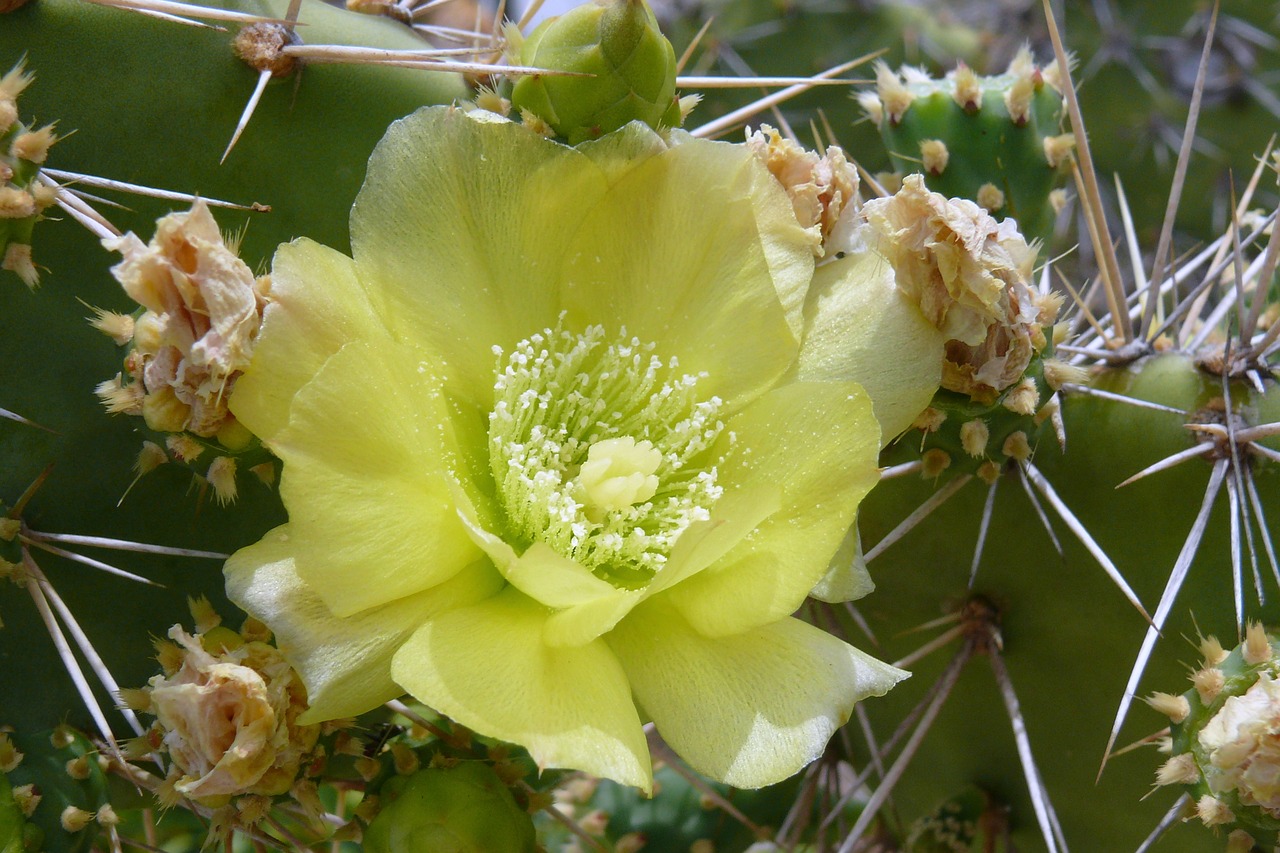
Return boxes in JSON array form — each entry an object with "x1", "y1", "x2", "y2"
[{"x1": 6, "y1": 0, "x2": 1280, "y2": 851}]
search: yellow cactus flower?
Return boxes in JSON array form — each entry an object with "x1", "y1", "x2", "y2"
[{"x1": 225, "y1": 106, "x2": 946, "y2": 792}]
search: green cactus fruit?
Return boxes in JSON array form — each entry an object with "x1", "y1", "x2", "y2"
[
  {"x1": 554, "y1": 763, "x2": 800, "y2": 851},
  {"x1": 364, "y1": 762, "x2": 536, "y2": 853},
  {"x1": 1152, "y1": 624, "x2": 1280, "y2": 849},
  {"x1": 905, "y1": 787, "x2": 1012, "y2": 852},
  {"x1": 906, "y1": 346, "x2": 1064, "y2": 482},
  {"x1": 1, "y1": 728, "x2": 111, "y2": 853},
  {"x1": 0, "y1": 62, "x2": 57, "y2": 289},
  {"x1": 0, "y1": 769, "x2": 33, "y2": 853},
  {"x1": 861, "y1": 51, "x2": 1072, "y2": 242},
  {"x1": 510, "y1": 0, "x2": 679, "y2": 144}
]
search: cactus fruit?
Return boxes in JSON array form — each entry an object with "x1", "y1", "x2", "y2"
[
  {"x1": 364, "y1": 762, "x2": 537, "y2": 853},
  {"x1": 0, "y1": 62, "x2": 57, "y2": 289},
  {"x1": 1153, "y1": 624, "x2": 1280, "y2": 848},
  {"x1": 860, "y1": 50, "x2": 1072, "y2": 242},
  {"x1": 0, "y1": 727, "x2": 111, "y2": 853}
]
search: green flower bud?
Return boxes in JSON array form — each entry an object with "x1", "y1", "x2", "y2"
[
  {"x1": 364, "y1": 762, "x2": 536, "y2": 853},
  {"x1": 510, "y1": 0, "x2": 679, "y2": 144}
]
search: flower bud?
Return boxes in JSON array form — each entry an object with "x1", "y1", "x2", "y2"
[
  {"x1": 510, "y1": 0, "x2": 679, "y2": 144},
  {"x1": 364, "y1": 762, "x2": 536, "y2": 853}
]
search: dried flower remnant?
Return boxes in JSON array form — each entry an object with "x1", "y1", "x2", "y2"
[
  {"x1": 99, "y1": 199, "x2": 269, "y2": 442},
  {"x1": 863, "y1": 174, "x2": 1059, "y2": 403},
  {"x1": 746, "y1": 124, "x2": 859, "y2": 258},
  {"x1": 138, "y1": 621, "x2": 320, "y2": 804}
]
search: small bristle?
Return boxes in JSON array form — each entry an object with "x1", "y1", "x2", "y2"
[
  {"x1": 1155, "y1": 753, "x2": 1199, "y2": 787},
  {"x1": 1147, "y1": 691, "x2": 1191, "y2": 723},
  {"x1": 1244, "y1": 622, "x2": 1272, "y2": 665},
  {"x1": 920, "y1": 139, "x2": 949, "y2": 175},
  {"x1": 976, "y1": 182, "x2": 1005, "y2": 212},
  {"x1": 960, "y1": 419, "x2": 990, "y2": 458},
  {"x1": 874, "y1": 61, "x2": 914, "y2": 124},
  {"x1": 1002, "y1": 431, "x2": 1032, "y2": 462},
  {"x1": 951, "y1": 63, "x2": 981, "y2": 111},
  {"x1": 1192, "y1": 666, "x2": 1225, "y2": 705},
  {"x1": 1201, "y1": 635, "x2": 1229, "y2": 666},
  {"x1": 921, "y1": 448, "x2": 952, "y2": 478},
  {"x1": 1196, "y1": 794, "x2": 1235, "y2": 827}
]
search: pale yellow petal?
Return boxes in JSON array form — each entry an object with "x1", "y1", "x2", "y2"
[
  {"x1": 350, "y1": 107, "x2": 607, "y2": 409},
  {"x1": 391, "y1": 588, "x2": 652, "y2": 791},
  {"x1": 663, "y1": 382, "x2": 880, "y2": 636},
  {"x1": 224, "y1": 526, "x2": 502, "y2": 723},
  {"x1": 272, "y1": 341, "x2": 482, "y2": 616},
  {"x1": 230, "y1": 239, "x2": 386, "y2": 443},
  {"x1": 608, "y1": 598, "x2": 907, "y2": 787},
  {"x1": 560, "y1": 135, "x2": 814, "y2": 409},
  {"x1": 796, "y1": 248, "x2": 946, "y2": 442}
]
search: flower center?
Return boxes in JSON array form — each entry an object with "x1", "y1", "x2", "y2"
[{"x1": 488, "y1": 324, "x2": 725, "y2": 588}]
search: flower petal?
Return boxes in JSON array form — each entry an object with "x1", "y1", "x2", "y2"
[
  {"x1": 392, "y1": 588, "x2": 652, "y2": 791},
  {"x1": 230, "y1": 238, "x2": 386, "y2": 444},
  {"x1": 809, "y1": 523, "x2": 875, "y2": 604},
  {"x1": 272, "y1": 340, "x2": 481, "y2": 616},
  {"x1": 796, "y1": 248, "x2": 946, "y2": 442},
  {"x1": 540, "y1": 486, "x2": 780, "y2": 649},
  {"x1": 607, "y1": 598, "x2": 907, "y2": 788},
  {"x1": 505, "y1": 542, "x2": 619, "y2": 607},
  {"x1": 224, "y1": 525, "x2": 502, "y2": 723},
  {"x1": 559, "y1": 136, "x2": 815, "y2": 409},
  {"x1": 663, "y1": 381, "x2": 880, "y2": 636},
  {"x1": 350, "y1": 107, "x2": 609, "y2": 409}
]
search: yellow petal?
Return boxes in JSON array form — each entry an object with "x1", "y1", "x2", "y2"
[
  {"x1": 608, "y1": 598, "x2": 907, "y2": 788},
  {"x1": 272, "y1": 341, "x2": 482, "y2": 616},
  {"x1": 224, "y1": 525, "x2": 502, "y2": 723},
  {"x1": 809, "y1": 523, "x2": 875, "y2": 604},
  {"x1": 230, "y1": 239, "x2": 386, "y2": 444},
  {"x1": 663, "y1": 381, "x2": 880, "y2": 636},
  {"x1": 797, "y1": 248, "x2": 946, "y2": 442},
  {"x1": 560, "y1": 135, "x2": 814, "y2": 409},
  {"x1": 391, "y1": 588, "x2": 652, "y2": 791},
  {"x1": 350, "y1": 107, "x2": 607, "y2": 409}
]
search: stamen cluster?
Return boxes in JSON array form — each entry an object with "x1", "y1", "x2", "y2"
[{"x1": 488, "y1": 324, "x2": 726, "y2": 587}]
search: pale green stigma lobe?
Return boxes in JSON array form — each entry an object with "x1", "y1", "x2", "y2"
[{"x1": 488, "y1": 325, "x2": 726, "y2": 588}]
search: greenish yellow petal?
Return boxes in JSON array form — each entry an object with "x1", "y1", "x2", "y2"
[
  {"x1": 392, "y1": 588, "x2": 652, "y2": 791},
  {"x1": 350, "y1": 107, "x2": 608, "y2": 409},
  {"x1": 224, "y1": 526, "x2": 503, "y2": 723},
  {"x1": 273, "y1": 341, "x2": 481, "y2": 617},
  {"x1": 560, "y1": 136, "x2": 814, "y2": 409},
  {"x1": 809, "y1": 523, "x2": 875, "y2": 604},
  {"x1": 230, "y1": 238, "x2": 387, "y2": 443},
  {"x1": 797, "y1": 248, "x2": 947, "y2": 442},
  {"x1": 540, "y1": 487, "x2": 780, "y2": 648},
  {"x1": 574, "y1": 119, "x2": 670, "y2": 183},
  {"x1": 607, "y1": 598, "x2": 907, "y2": 788},
  {"x1": 663, "y1": 382, "x2": 880, "y2": 636},
  {"x1": 505, "y1": 542, "x2": 619, "y2": 607}
]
